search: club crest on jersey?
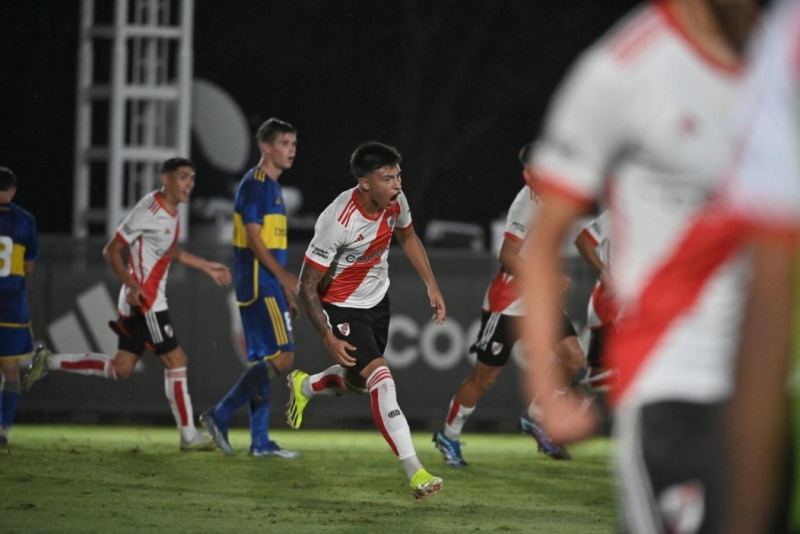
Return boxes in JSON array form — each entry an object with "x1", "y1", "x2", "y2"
[
  {"x1": 491, "y1": 342, "x2": 504, "y2": 355},
  {"x1": 386, "y1": 215, "x2": 397, "y2": 230},
  {"x1": 164, "y1": 324, "x2": 174, "y2": 338},
  {"x1": 337, "y1": 323, "x2": 350, "y2": 336}
]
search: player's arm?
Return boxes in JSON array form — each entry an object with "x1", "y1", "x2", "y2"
[
  {"x1": 725, "y1": 235, "x2": 796, "y2": 534},
  {"x1": 497, "y1": 236, "x2": 524, "y2": 276},
  {"x1": 245, "y1": 222, "x2": 299, "y2": 317},
  {"x1": 103, "y1": 235, "x2": 144, "y2": 307},
  {"x1": 521, "y1": 192, "x2": 598, "y2": 443},
  {"x1": 297, "y1": 262, "x2": 356, "y2": 366},
  {"x1": 170, "y1": 247, "x2": 232, "y2": 286},
  {"x1": 395, "y1": 226, "x2": 446, "y2": 324},
  {"x1": 574, "y1": 226, "x2": 612, "y2": 293}
]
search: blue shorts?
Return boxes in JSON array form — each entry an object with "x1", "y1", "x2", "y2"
[
  {"x1": 238, "y1": 289, "x2": 294, "y2": 363},
  {"x1": 0, "y1": 323, "x2": 34, "y2": 359}
]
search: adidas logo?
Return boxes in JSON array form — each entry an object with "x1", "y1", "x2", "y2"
[{"x1": 356, "y1": 234, "x2": 365, "y2": 242}]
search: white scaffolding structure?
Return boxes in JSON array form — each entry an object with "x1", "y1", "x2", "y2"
[{"x1": 73, "y1": 0, "x2": 194, "y2": 240}]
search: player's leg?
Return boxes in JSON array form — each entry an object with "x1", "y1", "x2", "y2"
[
  {"x1": 149, "y1": 310, "x2": 213, "y2": 451},
  {"x1": 0, "y1": 358, "x2": 21, "y2": 447},
  {"x1": 434, "y1": 311, "x2": 511, "y2": 467},
  {"x1": 0, "y1": 324, "x2": 32, "y2": 445},
  {"x1": 248, "y1": 377, "x2": 299, "y2": 458},
  {"x1": 286, "y1": 364, "x2": 366, "y2": 429}
]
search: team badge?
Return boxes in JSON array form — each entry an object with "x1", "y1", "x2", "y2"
[
  {"x1": 164, "y1": 324, "x2": 174, "y2": 338},
  {"x1": 386, "y1": 215, "x2": 396, "y2": 229},
  {"x1": 337, "y1": 323, "x2": 350, "y2": 336},
  {"x1": 491, "y1": 342, "x2": 504, "y2": 355}
]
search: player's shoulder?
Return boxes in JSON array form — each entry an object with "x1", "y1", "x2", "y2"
[
  {"x1": 591, "y1": 3, "x2": 671, "y2": 69},
  {"x1": 324, "y1": 187, "x2": 360, "y2": 227},
  {"x1": 9, "y1": 202, "x2": 37, "y2": 224}
]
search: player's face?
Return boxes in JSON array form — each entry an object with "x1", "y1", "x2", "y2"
[
  {"x1": 361, "y1": 164, "x2": 402, "y2": 210},
  {"x1": 162, "y1": 166, "x2": 196, "y2": 205},
  {"x1": 262, "y1": 133, "x2": 297, "y2": 171}
]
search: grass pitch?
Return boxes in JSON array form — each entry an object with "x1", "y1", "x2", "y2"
[{"x1": 0, "y1": 426, "x2": 616, "y2": 533}]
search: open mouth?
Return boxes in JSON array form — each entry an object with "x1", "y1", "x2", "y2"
[{"x1": 390, "y1": 193, "x2": 399, "y2": 202}]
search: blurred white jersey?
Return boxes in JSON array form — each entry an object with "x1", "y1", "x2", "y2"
[
  {"x1": 533, "y1": 2, "x2": 746, "y2": 406},
  {"x1": 114, "y1": 191, "x2": 179, "y2": 315},
  {"x1": 482, "y1": 185, "x2": 540, "y2": 316},
  {"x1": 724, "y1": 0, "x2": 800, "y2": 232},
  {"x1": 304, "y1": 187, "x2": 412, "y2": 309}
]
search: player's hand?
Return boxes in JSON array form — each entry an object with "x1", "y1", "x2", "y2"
[
  {"x1": 323, "y1": 333, "x2": 357, "y2": 367},
  {"x1": 125, "y1": 285, "x2": 146, "y2": 307},
  {"x1": 284, "y1": 289, "x2": 301, "y2": 319},
  {"x1": 537, "y1": 389, "x2": 599, "y2": 444},
  {"x1": 205, "y1": 262, "x2": 232, "y2": 286},
  {"x1": 429, "y1": 289, "x2": 446, "y2": 324}
]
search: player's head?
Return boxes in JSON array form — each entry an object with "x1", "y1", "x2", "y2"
[
  {"x1": 159, "y1": 157, "x2": 196, "y2": 205},
  {"x1": 351, "y1": 142, "x2": 403, "y2": 210},
  {"x1": 0, "y1": 166, "x2": 18, "y2": 193},
  {"x1": 350, "y1": 142, "x2": 402, "y2": 179},
  {"x1": 256, "y1": 118, "x2": 297, "y2": 173},
  {"x1": 518, "y1": 142, "x2": 535, "y2": 168},
  {"x1": 705, "y1": 0, "x2": 757, "y2": 54}
]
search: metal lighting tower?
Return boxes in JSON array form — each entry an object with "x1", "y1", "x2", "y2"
[{"x1": 73, "y1": 0, "x2": 194, "y2": 240}]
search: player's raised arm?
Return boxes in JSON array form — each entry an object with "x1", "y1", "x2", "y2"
[{"x1": 395, "y1": 225, "x2": 446, "y2": 324}]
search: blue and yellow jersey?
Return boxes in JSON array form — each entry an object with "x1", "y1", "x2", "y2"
[
  {"x1": 233, "y1": 167, "x2": 288, "y2": 305},
  {"x1": 0, "y1": 202, "x2": 39, "y2": 324}
]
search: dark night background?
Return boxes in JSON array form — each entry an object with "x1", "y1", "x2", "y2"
[{"x1": 0, "y1": 0, "x2": 641, "y2": 239}]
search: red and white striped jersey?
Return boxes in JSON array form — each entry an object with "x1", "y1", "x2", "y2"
[
  {"x1": 533, "y1": 1, "x2": 747, "y2": 406},
  {"x1": 114, "y1": 191, "x2": 179, "y2": 314},
  {"x1": 304, "y1": 187, "x2": 412, "y2": 308},
  {"x1": 483, "y1": 185, "x2": 540, "y2": 316},
  {"x1": 724, "y1": 0, "x2": 800, "y2": 234}
]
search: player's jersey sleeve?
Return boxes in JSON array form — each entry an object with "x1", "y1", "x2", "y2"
[
  {"x1": 395, "y1": 192, "x2": 412, "y2": 230},
  {"x1": 503, "y1": 186, "x2": 536, "y2": 242},
  {"x1": 533, "y1": 49, "x2": 632, "y2": 204},
  {"x1": 723, "y1": 2, "x2": 800, "y2": 235},
  {"x1": 237, "y1": 177, "x2": 266, "y2": 225},
  {"x1": 581, "y1": 209, "x2": 611, "y2": 247},
  {"x1": 116, "y1": 199, "x2": 154, "y2": 245},
  {"x1": 304, "y1": 203, "x2": 345, "y2": 271}
]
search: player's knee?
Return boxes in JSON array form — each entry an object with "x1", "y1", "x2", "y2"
[{"x1": 113, "y1": 359, "x2": 134, "y2": 379}]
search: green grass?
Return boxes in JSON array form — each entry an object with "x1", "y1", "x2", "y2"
[{"x1": 0, "y1": 426, "x2": 616, "y2": 533}]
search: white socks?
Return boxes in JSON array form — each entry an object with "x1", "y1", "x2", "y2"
[
  {"x1": 443, "y1": 398, "x2": 476, "y2": 441},
  {"x1": 164, "y1": 368, "x2": 197, "y2": 441},
  {"x1": 48, "y1": 352, "x2": 116, "y2": 379}
]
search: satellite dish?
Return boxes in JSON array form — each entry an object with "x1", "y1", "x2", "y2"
[{"x1": 192, "y1": 78, "x2": 250, "y2": 173}]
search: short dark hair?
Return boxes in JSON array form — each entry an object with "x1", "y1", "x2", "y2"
[
  {"x1": 350, "y1": 142, "x2": 402, "y2": 179},
  {"x1": 161, "y1": 157, "x2": 196, "y2": 175},
  {"x1": 0, "y1": 166, "x2": 18, "y2": 192},
  {"x1": 256, "y1": 118, "x2": 297, "y2": 144},
  {"x1": 518, "y1": 142, "x2": 535, "y2": 166}
]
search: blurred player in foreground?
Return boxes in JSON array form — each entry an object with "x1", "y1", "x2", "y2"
[
  {"x1": 26, "y1": 158, "x2": 231, "y2": 451},
  {"x1": 0, "y1": 167, "x2": 39, "y2": 447},
  {"x1": 287, "y1": 142, "x2": 446, "y2": 499},
  {"x1": 520, "y1": 0, "x2": 756, "y2": 531}
]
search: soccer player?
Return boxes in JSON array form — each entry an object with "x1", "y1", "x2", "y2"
[
  {"x1": 200, "y1": 118, "x2": 300, "y2": 458},
  {"x1": 573, "y1": 210, "x2": 617, "y2": 390},
  {"x1": 519, "y1": 0, "x2": 757, "y2": 531},
  {"x1": 25, "y1": 157, "x2": 231, "y2": 451},
  {"x1": 432, "y1": 144, "x2": 583, "y2": 467},
  {"x1": 286, "y1": 141, "x2": 446, "y2": 499},
  {"x1": 0, "y1": 166, "x2": 39, "y2": 447}
]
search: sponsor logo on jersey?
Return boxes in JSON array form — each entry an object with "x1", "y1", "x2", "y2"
[
  {"x1": 491, "y1": 341, "x2": 504, "y2": 355},
  {"x1": 337, "y1": 323, "x2": 350, "y2": 336},
  {"x1": 509, "y1": 222, "x2": 526, "y2": 234},
  {"x1": 164, "y1": 324, "x2": 174, "y2": 338},
  {"x1": 311, "y1": 246, "x2": 330, "y2": 260},
  {"x1": 387, "y1": 409, "x2": 401, "y2": 418},
  {"x1": 345, "y1": 246, "x2": 388, "y2": 264},
  {"x1": 122, "y1": 224, "x2": 133, "y2": 235}
]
